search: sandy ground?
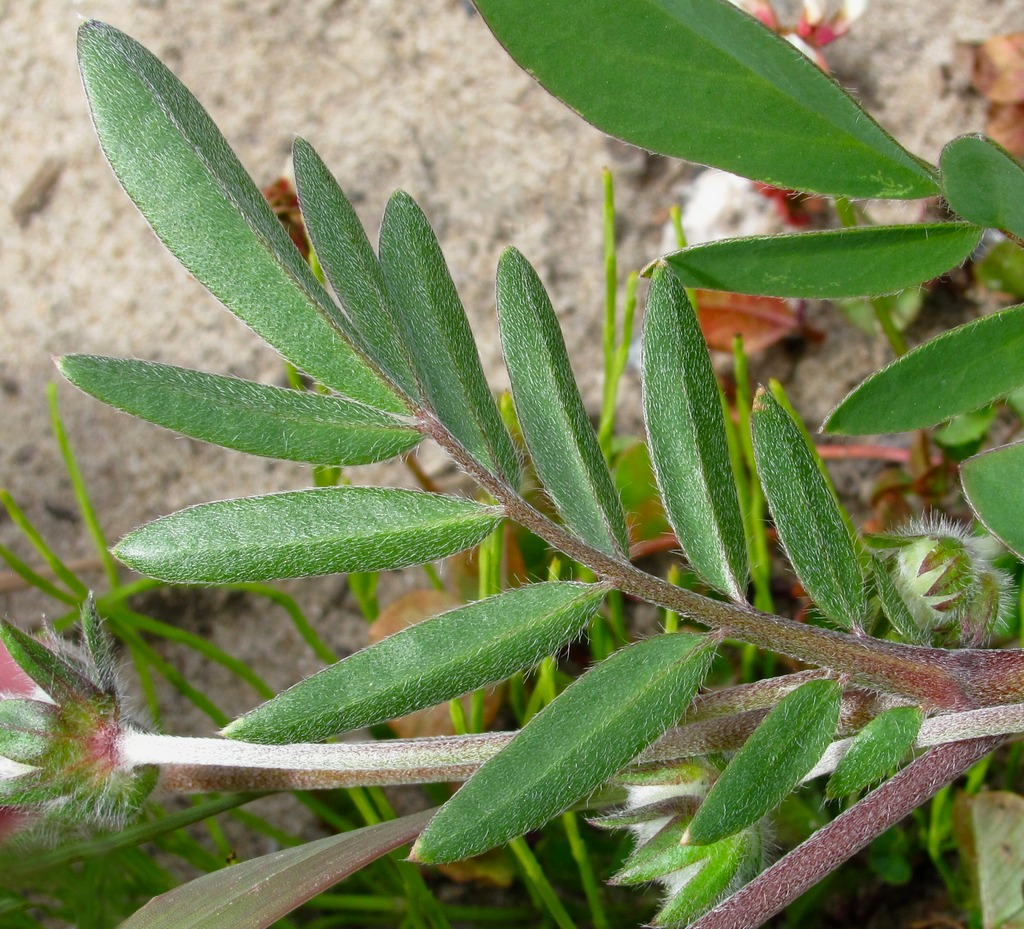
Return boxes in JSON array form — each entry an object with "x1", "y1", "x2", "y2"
[{"x1": 2, "y1": 1, "x2": 1023, "y2": 728}]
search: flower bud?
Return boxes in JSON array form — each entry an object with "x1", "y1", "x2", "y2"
[
  {"x1": 873, "y1": 517, "x2": 1010, "y2": 647},
  {"x1": 0, "y1": 599, "x2": 155, "y2": 838}
]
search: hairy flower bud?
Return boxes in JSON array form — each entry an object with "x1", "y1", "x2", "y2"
[
  {"x1": 0, "y1": 599, "x2": 155, "y2": 839},
  {"x1": 872, "y1": 517, "x2": 1010, "y2": 647},
  {"x1": 595, "y1": 761, "x2": 768, "y2": 926}
]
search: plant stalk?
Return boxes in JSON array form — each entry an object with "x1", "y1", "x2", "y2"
[
  {"x1": 127, "y1": 703, "x2": 1024, "y2": 795},
  {"x1": 424, "y1": 413, "x2": 1024, "y2": 711}
]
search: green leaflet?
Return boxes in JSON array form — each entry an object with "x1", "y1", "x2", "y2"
[
  {"x1": 471, "y1": 0, "x2": 936, "y2": 199},
  {"x1": 826, "y1": 707, "x2": 923, "y2": 799},
  {"x1": 379, "y1": 192, "x2": 521, "y2": 485},
  {"x1": 824, "y1": 304, "x2": 1024, "y2": 434},
  {"x1": 57, "y1": 356, "x2": 421, "y2": 467},
  {"x1": 113, "y1": 487, "x2": 503, "y2": 584},
  {"x1": 412, "y1": 633, "x2": 714, "y2": 863},
  {"x1": 752, "y1": 390, "x2": 865, "y2": 629},
  {"x1": 642, "y1": 266, "x2": 748, "y2": 599},
  {"x1": 76, "y1": 22, "x2": 404, "y2": 413},
  {"x1": 497, "y1": 248, "x2": 628, "y2": 557},
  {"x1": 223, "y1": 582, "x2": 605, "y2": 744},
  {"x1": 962, "y1": 443, "x2": 1024, "y2": 560},
  {"x1": 687, "y1": 679, "x2": 841, "y2": 845},
  {"x1": 941, "y1": 135, "x2": 1024, "y2": 240},
  {"x1": 118, "y1": 808, "x2": 435, "y2": 929},
  {"x1": 661, "y1": 224, "x2": 982, "y2": 299},
  {"x1": 292, "y1": 139, "x2": 419, "y2": 398}
]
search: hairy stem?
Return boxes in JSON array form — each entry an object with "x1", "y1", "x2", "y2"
[
  {"x1": 426, "y1": 414, "x2": 1024, "y2": 710},
  {"x1": 131, "y1": 703, "x2": 1024, "y2": 795},
  {"x1": 690, "y1": 736, "x2": 1003, "y2": 929}
]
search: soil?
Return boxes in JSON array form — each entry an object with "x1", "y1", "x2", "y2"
[{"x1": 2, "y1": 0, "x2": 1024, "y2": 924}]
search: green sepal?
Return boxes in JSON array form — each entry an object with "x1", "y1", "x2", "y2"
[
  {"x1": 0, "y1": 621, "x2": 101, "y2": 705},
  {"x1": 0, "y1": 700, "x2": 54, "y2": 764},
  {"x1": 652, "y1": 830, "x2": 763, "y2": 927}
]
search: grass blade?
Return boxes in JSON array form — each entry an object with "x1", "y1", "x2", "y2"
[
  {"x1": 642, "y1": 266, "x2": 748, "y2": 599},
  {"x1": 497, "y1": 248, "x2": 628, "y2": 556},
  {"x1": 113, "y1": 487, "x2": 503, "y2": 583}
]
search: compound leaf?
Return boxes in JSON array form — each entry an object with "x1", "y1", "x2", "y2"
[
  {"x1": 412, "y1": 633, "x2": 715, "y2": 863},
  {"x1": 642, "y1": 266, "x2": 747, "y2": 599},
  {"x1": 379, "y1": 192, "x2": 520, "y2": 484},
  {"x1": 224, "y1": 582, "x2": 605, "y2": 743},
  {"x1": 58, "y1": 356, "x2": 421, "y2": 466},
  {"x1": 497, "y1": 248, "x2": 628, "y2": 557},
  {"x1": 77, "y1": 22, "x2": 404, "y2": 413},
  {"x1": 941, "y1": 134, "x2": 1024, "y2": 239},
  {"x1": 661, "y1": 224, "x2": 982, "y2": 299},
  {"x1": 114, "y1": 487, "x2": 502, "y2": 583},
  {"x1": 471, "y1": 0, "x2": 936, "y2": 198},
  {"x1": 825, "y1": 304, "x2": 1024, "y2": 434},
  {"x1": 752, "y1": 390, "x2": 865, "y2": 628},
  {"x1": 687, "y1": 679, "x2": 841, "y2": 845}
]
